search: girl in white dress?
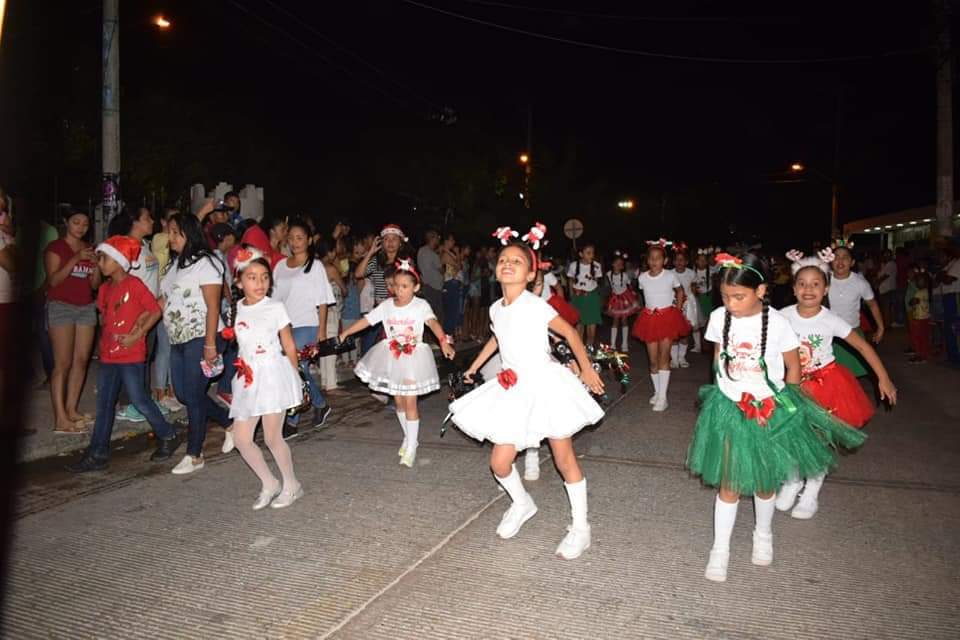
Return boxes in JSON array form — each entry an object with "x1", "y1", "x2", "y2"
[
  {"x1": 449, "y1": 228, "x2": 605, "y2": 560},
  {"x1": 225, "y1": 248, "x2": 305, "y2": 510},
  {"x1": 670, "y1": 246, "x2": 700, "y2": 367},
  {"x1": 340, "y1": 259, "x2": 455, "y2": 468}
]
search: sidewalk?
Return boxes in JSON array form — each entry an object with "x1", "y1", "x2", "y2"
[{"x1": 3, "y1": 329, "x2": 958, "y2": 638}]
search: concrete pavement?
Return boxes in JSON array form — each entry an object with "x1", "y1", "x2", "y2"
[{"x1": 2, "y1": 332, "x2": 958, "y2": 639}]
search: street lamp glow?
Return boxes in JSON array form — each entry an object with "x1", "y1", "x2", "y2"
[
  {"x1": 519, "y1": 153, "x2": 529, "y2": 164},
  {"x1": 154, "y1": 16, "x2": 171, "y2": 29},
  {"x1": 790, "y1": 163, "x2": 804, "y2": 172},
  {"x1": 618, "y1": 200, "x2": 635, "y2": 210}
]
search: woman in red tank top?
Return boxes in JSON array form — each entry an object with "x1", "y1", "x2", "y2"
[{"x1": 45, "y1": 209, "x2": 101, "y2": 433}]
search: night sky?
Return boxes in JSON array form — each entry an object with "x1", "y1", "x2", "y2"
[{"x1": 0, "y1": 1, "x2": 948, "y2": 249}]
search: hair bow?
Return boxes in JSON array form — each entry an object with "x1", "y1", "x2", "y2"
[
  {"x1": 714, "y1": 252, "x2": 742, "y2": 268},
  {"x1": 831, "y1": 237, "x2": 855, "y2": 250},
  {"x1": 394, "y1": 257, "x2": 420, "y2": 282},
  {"x1": 233, "y1": 246, "x2": 264, "y2": 275},
  {"x1": 672, "y1": 241, "x2": 688, "y2": 254},
  {"x1": 492, "y1": 226, "x2": 519, "y2": 245},
  {"x1": 613, "y1": 250, "x2": 629, "y2": 260},
  {"x1": 521, "y1": 222, "x2": 547, "y2": 250},
  {"x1": 646, "y1": 237, "x2": 673, "y2": 249}
]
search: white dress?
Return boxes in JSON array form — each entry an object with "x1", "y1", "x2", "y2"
[
  {"x1": 672, "y1": 268, "x2": 701, "y2": 329},
  {"x1": 449, "y1": 291, "x2": 604, "y2": 449},
  {"x1": 354, "y1": 297, "x2": 440, "y2": 396},
  {"x1": 230, "y1": 297, "x2": 303, "y2": 420}
]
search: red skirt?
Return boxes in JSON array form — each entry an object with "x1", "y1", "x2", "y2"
[
  {"x1": 631, "y1": 306, "x2": 691, "y2": 342},
  {"x1": 801, "y1": 361, "x2": 874, "y2": 428},
  {"x1": 606, "y1": 290, "x2": 640, "y2": 318},
  {"x1": 548, "y1": 293, "x2": 580, "y2": 326}
]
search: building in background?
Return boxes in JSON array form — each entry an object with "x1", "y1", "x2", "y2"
[
  {"x1": 190, "y1": 182, "x2": 264, "y2": 221},
  {"x1": 844, "y1": 203, "x2": 960, "y2": 249}
]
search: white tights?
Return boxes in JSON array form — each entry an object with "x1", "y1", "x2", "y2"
[{"x1": 232, "y1": 413, "x2": 299, "y2": 492}]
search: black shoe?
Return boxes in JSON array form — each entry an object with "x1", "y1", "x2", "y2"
[
  {"x1": 313, "y1": 405, "x2": 332, "y2": 427},
  {"x1": 66, "y1": 454, "x2": 108, "y2": 473},
  {"x1": 282, "y1": 422, "x2": 299, "y2": 440},
  {"x1": 151, "y1": 434, "x2": 182, "y2": 462}
]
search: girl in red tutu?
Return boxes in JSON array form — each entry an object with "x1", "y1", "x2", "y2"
[
  {"x1": 632, "y1": 239, "x2": 690, "y2": 412},
  {"x1": 777, "y1": 248, "x2": 897, "y2": 519},
  {"x1": 605, "y1": 250, "x2": 639, "y2": 352}
]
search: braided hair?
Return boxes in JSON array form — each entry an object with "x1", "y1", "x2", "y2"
[{"x1": 719, "y1": 253, "x2": 769, "y2": 380}]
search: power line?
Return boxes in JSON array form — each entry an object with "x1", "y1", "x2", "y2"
[
  {"x1": 401, "y1": 0, "x2": 931, "y2": 64},
  {"x1": 456, "y1": 0, "x2": 775, "y2": 22},
  {"x1": 260, "y1": 0, "x2": 441, "y2": 109}
]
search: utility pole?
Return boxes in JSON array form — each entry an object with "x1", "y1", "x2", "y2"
[
  {"x1": 935, "y1": 0, "x2": 955, "y2": 239},
  {"x1": 100, "y1": 0, "x2": 120, "y2": 242}
]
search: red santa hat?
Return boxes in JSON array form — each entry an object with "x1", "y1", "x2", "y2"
[
  {"x1": 379, "y1": 224, "x2": 408, "y2": 242},
  {"x1": 96, "y1": 235, "x2": 142, "y2": 272}
]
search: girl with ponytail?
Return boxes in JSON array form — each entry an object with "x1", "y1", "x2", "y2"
[{"x1": 686, "y1": 253, "x2": 866, "y2": 583}]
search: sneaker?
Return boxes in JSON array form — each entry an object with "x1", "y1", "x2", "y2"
[
  {"x1": 253, "y1": 485, "x2": 281, "y2": 510},
  {"x1": 282, "y1": 422, "x2": 299, "y2": 440},
  {"x1": 66, "y1": 453, "x2": 108, "y2": 473},
  {"x1": 150, "y1": 434, "x2": 182, "y2": 462},
  {"x1": 791, "y1": 495, "x2": 819, "y2": 520},
  {"x1": 775, "y1": 480, "x2": 803, "y2": 511},
  {"x1": 398, "y1": 443, "x2": 406, "y2": 457},
  {"x1": 271, "y1": 485, "x2": 304, "y2": 509},
  {"x1": 704, "y1": 549, "x2": 730, "y2": 582},
  {"x1": 523, "y1": 453, "x2": 540, "y2": 481},
  {"x1": 221, "y1": 430, "x2": 235, "y2": 454},
  {"x1": 751, "y1": 530, "x2": 773, "y2": 566},
  {"x1": 171, "y1": 455, "x2": 204, "y2": 475},
  {"x1": 155, "y1": 401, "x2": 171, "y2": 416},
  {"x1": 400, "y1": 447, "x2": 417, "y2": 468},
  {"x1": 312, "y1": 405, "x2": 332, "y2": 427},
  {"x1": 649, "y1": 393, "x2": 657, "y2": 405},
  {"x1": 161, "y1": 396, "x2": 184, "y2": 412},
  {"x1": 652, "y1": 396, "x2": 668, "y2": 412},
  {"x1": 495, "y1": 497, "x2": 538, "y2": 539},
  {"x1": 555, "y1": 525, "x2": 591, "y2": 560},
  {"x1": 115, "y1": 404, "x2": 146, "y2": 423},
  {"x1": 679, "y1": 359, "x2": 690, "y2": 368}
]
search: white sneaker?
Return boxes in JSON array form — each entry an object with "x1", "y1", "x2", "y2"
[
  {"x1": 271, "y1": 485, "x2": 304, "y2": 509},
  {"x1": 171, "y1": 455, "x2": 204, "y2": 475},
  {"x1": 775, "y1": 480, "x2": 803, "y2": 511},
  {"x1": 555, "y1": 525, "x2": 591, "y2": 560},
  {"x1": 751, "y1": 530, "x2": 773, "y2": 566},
  {"x1": 670, "y1": 360, "x2": 679, "y2": 369},
  {"x1": 791, "y1": 496, "x2": 819, "y2": 520},
  {"x1": 523, "y1": 453, "x2": 540, "y2": 481},
  {"x1": 649, "y1": 394, "x2": 657, "y2": 405},
  {"x1": 679, "y1": 359, "x2": 690, "y2": 368},
  {"x1": 652, "y1": 396, "x2": 668, "y2": 412},
  {"x1": 221, "y1": 430, "x2": 235, "y2": 454},
  {"x1": 252, "y1": 485, "x2": 281, "y2": 510},
  {"x1": 496, "y1": 498, "x2": 538, "y2": 539},
  {"x1": 704, "y1": 549, "x2": 730, "y2": 582},
  {"x1": 398, "y1": 444, "x2": 406, "y2": 457},
  {"x1": 400, "y1": 447, "x2": 417, "y2": 468}
]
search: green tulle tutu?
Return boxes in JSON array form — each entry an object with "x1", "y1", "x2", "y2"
[{"x1": 686, "y1": 384, "x2": 867, "y2": 495}]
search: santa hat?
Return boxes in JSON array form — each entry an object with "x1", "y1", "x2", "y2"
[
  {"x1": 97, "y1": 235, "x2": 142, "y2": 272},
  {"x1": 380, "y1": 224, "x2": 408, "y2": 242}
]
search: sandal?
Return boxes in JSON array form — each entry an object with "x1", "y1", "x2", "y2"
[{"x1": 54, "y1": 420, "x2": 90, "y2": 434}]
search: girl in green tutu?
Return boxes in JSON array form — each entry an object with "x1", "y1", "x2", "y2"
[{"x1": 687, "y1": 253, "x2": 866, "y2": 583}]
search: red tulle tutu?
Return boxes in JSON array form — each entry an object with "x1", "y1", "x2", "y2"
[
  {"x1": 801, "y1": 361, "x2": 874, "y2": 428},
  {"x1": 606, "y1": 290, "x2": 640, "y2": 318},
  {"x1": 631, "y1": 305, "x2": 691, "y2": 342},
  {"x1": 548, "y1": 292, "x2": 580, "y2": 326}
]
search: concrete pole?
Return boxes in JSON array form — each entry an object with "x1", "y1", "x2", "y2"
[
  {"x1": 100, "y1": 0, "x2": 120, "y2": 242},
  {"x1": 935, "y1": 0, "x2": 955, "y2": 239}
]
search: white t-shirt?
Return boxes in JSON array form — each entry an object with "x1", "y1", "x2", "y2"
[
  {"x1": 693, "y1": 267, "x2": 711, "y2": 294},
  {"x1": 160, "y1": 255, "x2": 226, "y2": 345},
  {"x1": 827, "y1": 272, "x2": 874, "y2": 327},
  {"x1": 490, "y1": 290, "x2": 557, "y2": 372},
  {"x1": 0, "y1": 232, "x2": 13, "y2": 304},
  {"x1": 779, "y1": 305, "x2": 853, "y2": 376},
  {"x1": 541, "y1": 271, "x2": 559, "y2": 301},
  {"x1": 364, "y1": 297, "x2": 436, "y2": 345},
  {"x1": 566, "y1": 260, "x2": 602, "y2": 293},
  {"x1": 234, "y1": 296, "x2": 292, "y2": 361},
  {"x1": 637, "y1": 269, "x2": 680, "y2": 310},
  {"x1": 273, "y1": 259, "x2": 336, "y2": 328},
  {"x1": 877, "y1": 261, "x2": 897, "y2": 295},
  {"x1": 705, "y1": 306, "x2": 800, "y2": 401},
  {"x1": 672, "y1": 268, "x2": 696, "y2": 299},
  {"x1": 606, "y1": 271, "x2": 633, "y2": 295},
  {"x1": 128, "y1": 239, "x2": 160, "y2": 297},
  {"x1": 941, "y1": 258, "x2": 960, "y2": 295}
]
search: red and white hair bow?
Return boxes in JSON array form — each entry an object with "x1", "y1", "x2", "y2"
[
  {"x1": 646, "y1": 237, "x2": 673, "y2": 249},
  {"x1": 521, "y1": 222, "x2": 547, "y2": 250},
  {"x1": 614, "y1": 250, "x2": 629, "y2": 260},
  {"x1": 672, "y1": 241, "x2": 688, "y2": 254},
  {"x1": 394, "y1": 257, "x2": 420, "y2": 282},
  {"x1": 492, "y1": 226, "x2": 519, "y2": 245}
]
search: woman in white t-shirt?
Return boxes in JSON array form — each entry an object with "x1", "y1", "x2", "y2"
[
  {"x1": 273, "y1": 219, "x2": 336, "y2": 429},
  {"x1": 828, "y1": 245, "x2": 884, "y2": 377},
  {"x1": 160, "y1": 214, "x2": 231, "y2": 475},
  {"x1": 777, "y1": 250, "x2": 896, "y2": 521}
]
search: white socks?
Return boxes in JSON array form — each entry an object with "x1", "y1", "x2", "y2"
[
  {"x1": 496, "y1": 465, "x2": 531, "y2": 504},
  {"x1": 649, "y1": 372, "x2": 661, "y2": 402},
  {"x1": 621, "y1": 327, "x2": 629, "y2": 351},
  {"x1": 564, "y1": 478, "x2": 589, "y2": 530},
  {"x1": 610, "y1": 326, "x2": 619, "y2": 347},
  {"x1": 712, "y1": 496, "x2": 739, "y2": 552},
  {"x1": 406, "y1": 419, "x2": 420, "y2": 452},
  {"x1": 396, "y1": 411, "x2": 408, "y2": 447},
  {"x1": 692, "y1": 331, "x2": 702, "y2": 352},
  {"x1": 754, "y1": 494, "x2": 775, "y2": 535},
  {"x1": 671, "y1": 344, "x2": 680, "y2": 366},
  {"x1": 658, "y1": 370, "x2": 671, "y2": 398},
  {"x1": 678, "y1": 343, "x2": 688, "y2": 361}
]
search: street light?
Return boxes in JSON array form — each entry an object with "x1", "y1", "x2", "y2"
[
  {"x1": 519, "y1": 153, "x2": 531, "y2": 208},
  {"x1": 790, "y1": 162, "x2": 839, "y2": 238},
  {"x1": 790, "y1": 163, "x2": 804, "y2": 172},
  {"x1": 519, "y1": 153, "x2": 529, "y2": 164},
  {"x1": 154, "y1": 15, "x2": 171, "y2": 29},
  {"x1": 618, "y1": 200, "x2": 635, "y2": 210}
]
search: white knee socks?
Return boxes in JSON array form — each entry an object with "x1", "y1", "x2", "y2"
[
  {"x1": 406, "y1": 419, "x2": 420, "y2": 452},
  {"x1": 754, "y1": 494, "x2": 775, "y2": 535},
  {"x1": 396, "y1": 411, "x2": 408, "y2": 447},
  {"x1": 678, "y1": 343, "x2": 688, "y2": 361},
  {"x1": 692, "y1": 331, "x2": 702, "y2": 352},
  {"x1": 610, "y1": 326, "x2": 619, "y2": 347},
  {"x1": 658, "y1": 370, "x2": 671, "y2": 399},
  {"x1": 496, "y1": 465, "x2": 531, "y2": 504},
  {"x1": 712, "y1": 496, "x2": 739, "y2": 552},
  {"x1": 671, "y1": 344, "x2": 680, "y2": 365},
  {"x1": 621, "y1": 327, "x2": 629, "y2": 351},
  {"x1": 650, "y1": 372, "x2": 661, "y2": 400},
  {"x1": 564, "y1": 478, "x2": 588, "y2": 530}
]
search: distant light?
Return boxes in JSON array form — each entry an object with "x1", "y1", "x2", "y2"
[
  {"x1": 909, "y1": 220, "x2": 917, "y2": 224},
  {"x1": 518, "y1": 193, "x2": 524, "y2": 199},
  {"x1": 519, "y1": 153, "x2": 529, "y2": 164},
  {"x1": 618, "y1": 200, "x2": 635, "y2": 210},
  {"x1": 896, "y1": 223, "x2": 904, "y2": 227},
  {"x1": 884, "y1": 225, "x2": 893, "y2": 229},
  {"x1": 790, "y1": 163, "x2": 804, "y2": 172},
  {"x1": 154, "y1": 16, "x2": 171, "y2": 29},
  {"x1": 922, "y1": 218, "x2": 933, "y2": 222}
]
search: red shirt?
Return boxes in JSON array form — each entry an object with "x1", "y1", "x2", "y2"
[
  {"x1": 97, "y1": 276, "x2": 161, "y2": 364},
  {"x1": 46, "y1": 239, "x2": 96, "y2": 305}
]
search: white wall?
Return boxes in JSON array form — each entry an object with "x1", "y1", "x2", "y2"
[{"x1": 190, "y1": 182, "x2": 264, "y2": 221}]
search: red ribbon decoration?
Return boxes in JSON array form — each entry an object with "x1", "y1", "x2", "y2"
[
  {"x1": 389, "y1": 339, "x2": 415, "y2": 359},
  {"x1": 497, "y1": 368, "x2": 518, "y2": 390},
  {"x1": 233, "y1": 358, "x2": 254, "y2": 388},
  {"x1": 736, "y1": 392, "x2": 776, "y2": 426},
  {"x1": 221, "y1": 327, "x2": 236, "y2": 341}
]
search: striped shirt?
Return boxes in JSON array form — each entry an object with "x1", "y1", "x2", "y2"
[{"x1": 365, "y1": 255, "x2": 390, "y2": 304}]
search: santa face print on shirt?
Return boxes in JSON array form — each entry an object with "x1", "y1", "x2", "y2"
[
  {"x1": 797, "y1": 333, "x2": 825, "y2": 375},
  {"x1": 728, "y1": 339, "x2": 764, "y2": 381}
]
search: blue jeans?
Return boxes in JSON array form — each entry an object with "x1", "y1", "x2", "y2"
[
  {"x1": 289, "y1": 326, "x2": 325, "y2": 424},
  {"x1": 152, "y1": 321, "x2": 171, "y2": 390},
  {"x1": 170, "y1": 336, "x2": 230, "y2": 457},
  {"x1": 944, "y1": 292, "x2": 960, "y2": 364},
  {"x1": 217, "y1": 340, "x2": 238, "y2": 395},
  {"x1": 442, "y1": 280, "x2": 463, "y2": 335},
  {"x1": 89, "y1": 363, "x2": 175, "y2": 458}
]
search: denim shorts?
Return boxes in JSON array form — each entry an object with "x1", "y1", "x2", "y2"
[{"x1": 47, "y1": 300, "x2": 97, "y2": 327}]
